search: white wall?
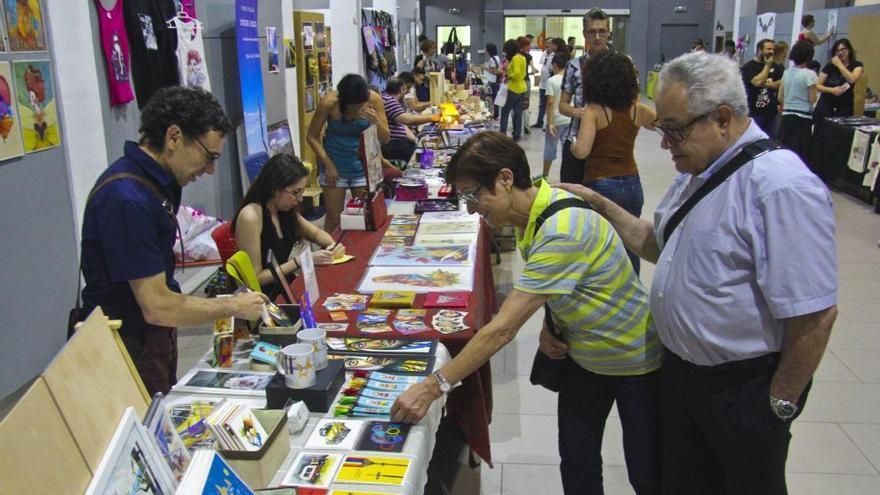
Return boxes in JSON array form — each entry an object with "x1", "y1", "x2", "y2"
[{"x1": 330, "y1": 0, "x2": 365, "y2": 80}]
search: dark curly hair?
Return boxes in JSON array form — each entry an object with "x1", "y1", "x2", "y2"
[
  {"x1": 582, "y1": 51, "x2": 640, "y2": 111},
  {"x1": 789, "y1": 40, "x2": 815, "y2": 66},
  {"x1": 138, "y1": 86, "x2": 232, "y2": 152},
  {"x1": 445, "y1": 131, "x2": 532, "y2": 192}
]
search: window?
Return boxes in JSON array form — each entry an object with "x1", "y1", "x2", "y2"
[{"x1": 504, "y1": 15, "x2": 629, "y2": 56}]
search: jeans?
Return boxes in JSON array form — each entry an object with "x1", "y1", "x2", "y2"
[
  {"x1": 558, "y1": 357, "x2": 662, "y2": 495},
  {"x1": 661, "y1": 351, "x2": 810, "y2": 494},
  {"x1": 500, "y1": 90, "x2": 525, "y2": 140},
  {"x1": 489, "y1": 82, "x2": 500, "y2": 118},
  {"x1": 584, "y1": 175, "x2": 645, "y2": 274},
  {"x1": 535, "y1": 88, "x2": 547, "y2": 126}
]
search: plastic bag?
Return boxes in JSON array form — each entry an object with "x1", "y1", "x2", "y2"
[{"x1": 174, "y1": 206, "x2": 222, "y2": 262}]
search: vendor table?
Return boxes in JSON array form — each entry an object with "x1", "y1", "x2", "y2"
[
  {"x1": 292, "y1": 210, "x2": 499, "y2": 465},
  {"x1": 814, "y1": 116, "x2": 880, "y2": 204}
]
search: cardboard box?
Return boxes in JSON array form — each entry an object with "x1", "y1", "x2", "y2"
[
  {"x1": 341, "y1": 212, "x2": 367, "y2": 231},
  {"x1": 264, "y1": 359, "x2": 345, "y2": 412},
  {"x1": 217, "y1": 409, "x2": 289, "y2": 489}
]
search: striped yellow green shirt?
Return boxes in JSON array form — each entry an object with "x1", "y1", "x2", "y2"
[{"x1": 514, "y1": 180, "x2": 663, "y2": 375}]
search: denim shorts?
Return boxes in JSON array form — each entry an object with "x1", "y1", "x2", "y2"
[
  {"x1": 318, "y1": 174, "x2": 367, "y2": 188},
  {"x1": 543, "y1": 123, "x2": 570, "y2": 161}
]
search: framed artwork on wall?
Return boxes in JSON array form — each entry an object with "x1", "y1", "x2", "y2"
[
  {"x1": 12, "y1": 59, "x2": 60, "y2": 153},
  {"x1": 2, "y1": 0, "x2": 47, "y2": 52},
  {"x1": 0, "y1": 61, "x2": 25, "y2": 161}
]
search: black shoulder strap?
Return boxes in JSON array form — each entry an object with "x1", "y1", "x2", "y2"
[
  {"x1": 75, "y1": 172, "x2": 183, "y2": 310},
  {"x1": 532, "y1": 197, "x2": 592, "y2": 339},
  {"x1": 661, "y1": 138, "x2": 783, "y2": 246}
]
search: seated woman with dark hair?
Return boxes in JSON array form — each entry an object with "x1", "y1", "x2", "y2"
[
  {"x1": 392, "y1": 131, "x2": 662, "y2": 495},
  {"x1": 570, "y1": 50, "x2": 656, "y2": 274},
  {"x1": 233, "y1": 154, "x2": 344, "y2": 297}
]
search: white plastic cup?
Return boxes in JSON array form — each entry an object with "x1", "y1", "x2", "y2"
[
  {"x1": 276, "y1": 343, "x2": 316, "y2": 389},
  {"x1": 297, "y1": 327, "x2": 328, "y2": 370}
]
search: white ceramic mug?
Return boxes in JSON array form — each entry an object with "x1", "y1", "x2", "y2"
[
  {"x1": 297, "y1": 327, "x2": 328, "y2": 370},
  {"x1": 276, "y1": 343, "x2": 316, "y2": 389}
]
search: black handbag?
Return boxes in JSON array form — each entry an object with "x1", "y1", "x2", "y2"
[{"x1": 528, "y1": 198, "x2": 591, "y2": 392}]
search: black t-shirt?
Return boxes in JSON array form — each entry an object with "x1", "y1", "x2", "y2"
[
  {"x1": 124, "y1": 0, "x2": 179, "y2": 108},
  {"x1": 741, "y1": 60, "x2": 785, "y2": 118},
  {"x1": 820, "y1": 60, "x2": 864, "y2": 109}
]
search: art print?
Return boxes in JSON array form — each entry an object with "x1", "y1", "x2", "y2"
[
  {"x1": 266, "y1": 26, "x2": 279, "y2": 73},
  {"x1": 417, "y1": 221, "x2": 479, "y2": 235},
  {"x1": 369, "y1": 244, "x2": 474, "y2": 267},
  {"x1": 167, "y1": 399, "x2": 219, "y2": 451},
  {"x1": 304, "y1": 52, "x2": 316, "y2": 86},
  {"x1": 318, "y1": 51, "x2": 330, "y2": 81},
  {"x1": 3, "y1": 0, "x2": 47, "y2": 52},
  {"x1": 85, "y1": 408, "x2": 176, "y2": 495},
  {"x1": 176, "y1": 369, "x2": 273, "y2": 397},
  {"x1": 145, "y1": 400, "x2": 191, "y2": 482},
  {"x1": 419, "y1": 211, "x2": 478, "y2": 224},
  {"x1": 0, "y1": 61, "x2": 24, "y2": 160},
  {"x1": 362, "y1": 125, "x2": 383, "y2": 192},
  {"x1": 282, "y1": 452, "x2": 342, "y2": 488},
  {"x1": 284, "y1": 37, "x2": 296, "y2": 67},
  {"x1": 13, "y1": 59, "x2": 60, "y2": 152},
  {"x1": 330, "y1": 354, "x2": 434, "y2": 375},
  {"x1": 301, "y1": 22, "x2": 314, "y2": 50},
  {"x1": 334, "y1": 455, "x2": 411, "y2": 486},
  {"x1": 326, "y1": 337, "x2": 435, "y2": 354},
  {"x1": 316, "y1": 22, "x2": 326, "y2": 48},
  {"x1": 414, "y1": 232, "x2": 477, "y2": 246},
  {"x1": 357, "y1": 266, "x2": 474, "y2": 294},
  {"x1": 267, "y1": 120, "x2": 294, "y2": 156},
  {"x1": 305, "y1": 85, "x2": 316, "y2": 112},
  {"x1": 305, "y1": 419, "x2": 365, "y2": 450},
  {"x1": 356, "y1": 421, "x2": 411, "y2": 453},
  {"x1": 755, "y1": 12, "x2": 775, "y2": 43}
]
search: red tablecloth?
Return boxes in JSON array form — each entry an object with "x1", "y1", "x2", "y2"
[{"x1": 292, "y1": 216, "x2": 498, "y2": 465}]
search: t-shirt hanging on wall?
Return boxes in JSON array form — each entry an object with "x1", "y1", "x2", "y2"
[
  {"x1": 172, "y1": 16, "x2": 211, "y2": 92},
  {"x1": 124, "y1": 0, "x2": 180, "y2": 108},
  {"x1": 94, "y1": 0, "x2": 134, "y2": 105}
]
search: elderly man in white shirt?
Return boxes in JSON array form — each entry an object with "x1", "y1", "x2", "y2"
[{"x1": 559, "y1": 51, "x2": 837, "y2": 495}]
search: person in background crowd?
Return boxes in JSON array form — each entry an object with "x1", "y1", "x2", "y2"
[
  {"x1": 414, "y1": 38, "x2": 448, "y2": 74},
  {"x1": 408, "y1": 67, "x2": 432, "y2": 107},
  {"x1": 393, "y1": 131, "x2": 663, "y2": 495},
  {"x1": 811, "y1": 38, "x2": 863, "y2": 179},
  {"x1": 560, "y1": 51, "x2": 837, "y2": 495},
  {"x1": 307, "y1": 74, "x2": 390, "y2": 234},
  {"x1": 542, "y1": 53, "x2": 571, "y2": 178},
  {"x1": 559, "y1": 8, "x2": 613, "y2": 183},
  {"x1": 499, "y1": 38, "x2": 527, "y2": 142},
  {"x1": 567, "y1": 36, "x2": 577, "y2": 54},
  {"x1": 777, "y1": 40, "x2": 818, "y2": 164},
  {"x1": 798, "y1": 14, "x2": 833, "y2": 46},
  {"x1": 380, "y1": 77, "x2": 440, "y2": 161},
  {"x1": 233, "y1": 154, "x2": 345, "y2": 299},
  {"x1": 80, "y1": 86, "x2": 266, "y2": 395},
  {"x1": 484, "y1": 42, "x2": 502, "y2": 118},
  {"x1": 773, "y1": 40, "x2": 789, "y2": 67},
  {"x1": 741, "y1": 39, "x2": 784, "y2": 134},
  {"x1": 532, "y1": 38, "x2": 561, "y2": 129},
  {"x1": 397, "y1": 71, "x2": 430, "y2": 113},
  {"x1": 691, "y1": 38, "x2": 707, "y2": 52},
  {"x1": 722, "y1": 39, "x2": 737, "y2": 60},
  {"x1": 519, "y1": 36, "x2": 537, "y2": 136},
  {"x1": 570, "y1": 51, "x2": 656, "y2": 275}
]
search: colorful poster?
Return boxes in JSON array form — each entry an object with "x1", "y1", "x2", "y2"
[
  {"x1": 358, "y1": 266, "x2": 474, "y2": 294},
  {"x1": 0, "y1": 62, "x2": 24, "y2": 160},
  {"x1": 368, "y1": 244, "x2": 474, "y2": 267},
  {"x1": 235, "y1": 0, "x2": 268, "y2": 157},
  {"x1": 266, "y1": 26, "x2": 279, "y2": 73},
  {"x1": 3, "y1": 0, "x2": 46, "y2": 52},
  {"x1": 12, "y1": 60, "x2": 59, "y2": 153}
]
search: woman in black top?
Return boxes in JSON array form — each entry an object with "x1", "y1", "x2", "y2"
[
  {"x1": 815, "y1": 38, "x2": 864, "y2": 117},
  {"x1": 233, "y1": 154, "x2": 344, "y2": 295}
]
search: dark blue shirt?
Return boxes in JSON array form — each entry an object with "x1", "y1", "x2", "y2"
[{"x1": 81, "y1": 141, "x2": 182, "y2": 330}]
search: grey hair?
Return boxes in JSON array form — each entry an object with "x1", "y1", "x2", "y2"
[{"x1": 658, "y1": 52, "x2": 749, "y2": 117}]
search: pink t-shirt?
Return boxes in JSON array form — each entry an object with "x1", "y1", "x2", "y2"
[{"x1": 94, "y1": 0, "x2": 134, "y2": 105}]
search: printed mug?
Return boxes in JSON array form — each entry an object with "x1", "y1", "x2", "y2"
[
  {"x1": 276, "y1": 343, "x2": 316, "y2": 389},
  {"x1": 297, "y1": 327, "x2": 328, "y2": 370}
]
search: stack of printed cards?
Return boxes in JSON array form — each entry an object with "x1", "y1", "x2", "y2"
[
  {"x1": 369, "y1": 290, "x2": 416, "y2": 308},
  {"x1": 392, "y1": 310, "x2": 431, "y2": 335},
  {"x1": 281, "y1": 452, "x2": 343, "y2": 489},
  {"x1": 390, "y1": 215, "x2": 420, "y2": 226},
  {"x1": 432, "y1": 310, "x2": 469, "y2": 334},
  {"x1": 324, "y1": 293, "x2": 369, "y2": 311},
  {"x1": 424, "y1": 292, "x2": 469, "y2": 308},
  {"x1": 357, "y1": 309, "x2": 393, "y2": 334},
  {"x1": 305, "y1": 418, "x2": 366, "y2": 450},
  {"x1": 318, "y1": 322, "x2": 349, "y2": 333},
  {"x1": 205, "y1": 400, "x2": 269, "y2": 451},
  {"x1": 356, "y1": 420, "x2": 412, "y2": 453}
]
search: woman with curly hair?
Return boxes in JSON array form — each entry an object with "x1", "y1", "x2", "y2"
[{"x1": 570, "y1": 50, "x2": 655, "y2": 274}]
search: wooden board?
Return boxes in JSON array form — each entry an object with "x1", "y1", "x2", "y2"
[
  {"x1": 0, "y1": 377, "x2": 92, "y2": 493},
  {"x1": 848, "y1": 14, "x2": 879, "y2": 116},
  {"x1": 42, "y1": 308, "x2": 150, "y2": 473},
  {"x1": 294, "y1": 11, "x2": 326, "y2": 174}
]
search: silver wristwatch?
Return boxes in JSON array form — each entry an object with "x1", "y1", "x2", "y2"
[
  {"x1": 770, "y1": 395, "x2": 798, "y2": 421},
  {"x1": 432, "y1": 370, "x2": 452, "y2": 394}
]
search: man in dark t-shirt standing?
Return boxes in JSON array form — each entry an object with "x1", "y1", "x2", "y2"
[{"x1": 741, "y1": 39, "x2": 784, "y2": 134}]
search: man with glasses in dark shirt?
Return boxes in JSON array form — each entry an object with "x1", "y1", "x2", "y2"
[
  {"x1": 558, "y1": 8, "x2": 612, "y2": 183},
  {"x1": 81, "y1": 87, "x2": 266, "y2": 395}
]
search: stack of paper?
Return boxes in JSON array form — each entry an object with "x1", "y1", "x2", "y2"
[{"x1": 205, "y1": 401, "x2": 269, "y2": 452}]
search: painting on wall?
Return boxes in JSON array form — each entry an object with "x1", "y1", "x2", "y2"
[
  {"x1": 0, "y1": 61, "x2": 25, "y2": 161},
  {"x1": 13, "y1": 60, "x2": 60, "y2": 153},
  {"x1": 3, "y1": 0, "x2": 47, "y2": 52}
]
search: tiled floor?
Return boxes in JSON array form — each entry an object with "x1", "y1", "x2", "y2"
[
  {"x1": 464, "y1": 109, "x2": 880, "y2": 495},
  {"x1": 177, "y1": 102, "x2": 880, "y2": 494}
]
